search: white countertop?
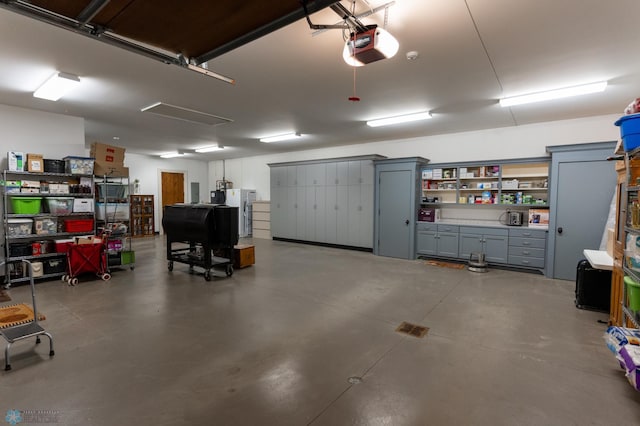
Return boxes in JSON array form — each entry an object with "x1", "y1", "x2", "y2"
[
  {"x1": 583, "y1": 249, "x2": 613, "y2": 270},
  {"x1": 418, "y1": 219, "x2": 548, "y2": 230}
]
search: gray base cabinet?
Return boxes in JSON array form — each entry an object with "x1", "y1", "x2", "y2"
[
  {"x1": 459, "y1": 226, "x2": 508, "y2": 263},
  {"x1": 416, "y1": 223, "x2": 547, "y2": 272},
  {"x1": 270, "y1": 156, "x2": 383, "y2": 249},
  {"x1": 416, "y1": 223, "x2": 459, "y2": 258},
  {"x1": 508, "y1": 228, "x2": 547, "y2": 270}
]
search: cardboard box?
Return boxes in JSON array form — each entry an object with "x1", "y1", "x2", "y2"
[
  {"x1": 233, "y1": 244, "x2": 255, "y2": 269},
  {"x1": 94, "y1": 162, "x2": 129, "y2": 178},
  {"x1": 74, "y1": 236, "x2": 100, "y2": 245},
  {"x1": 26, "y1": 153, "x2": 44, "y2": 172},
  {"x1": 8, "y1": 151, "x2": 24, "y2": 171},
  {"x1": 528, "y1": 208, "x2": 549, "y2": 229},
  {"x1": 90, "y1": 142, "x2": 125, "y2": 165},
  {"x1": 21, "y1": 180, "x2": 40, "y2": 188}
]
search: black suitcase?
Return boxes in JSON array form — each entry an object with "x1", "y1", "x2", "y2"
[{"x1": 575, "y1": 259, "x2": 612, "y2": 312}]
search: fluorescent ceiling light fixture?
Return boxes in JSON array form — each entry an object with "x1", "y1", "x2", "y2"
[
  {"x1": 33, "y1": 71, "x2": 80, "y2": 101},
  {"x1": 343, "y1": 26, "x2": 399, "y2": 67},
  {"x1": 260, "y1": 133, "x2": 302, "y2": 143},
  {"x1": 195, "y1": 145, "x2": 224, "y2": 153},
  {"x1": 499, "y1": 81, "x2": 608, "y2": 107},
  {"x1": 366, "y1": 111, "x2": 432, "y2": 127},
  {"x1": 159, "y1": 152, "x2": 185, "y2": 159}
]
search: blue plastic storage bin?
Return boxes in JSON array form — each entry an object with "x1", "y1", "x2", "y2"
[{"x1": 615, "y1": 113, "x2": 640, "y2": 151}]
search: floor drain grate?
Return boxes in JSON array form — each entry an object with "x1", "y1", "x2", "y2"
[{"x1": 395, "y1": 321, "x2": 429, "y2": 338}]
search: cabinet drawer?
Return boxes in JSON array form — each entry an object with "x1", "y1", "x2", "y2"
[
  {"x1": 508, "y1": 246, "x2": 545, "y2": 258},
  {"x1": 417, "y1": 222, "x2": 437, "y2": 232},
  {"x1": 508, "y1": 255, "x2": 545, "y2": 269},
  {"x1": 508, "y1": 228, "x2": 547, "y2": 239},
  {"x1": 509, "y1": 237, "x2": 546, "y2": 249},
  {"x1": 437, "y1": 224, "x2": 459, "y2": 233},
  {"x1": 459, "y1": 226, "x2": 508, "y2": 236}
]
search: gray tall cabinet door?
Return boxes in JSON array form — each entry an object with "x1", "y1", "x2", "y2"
[
  {"x1": 347, "y1": 184, "x2": 361, "y2": 246},
  {"x1": 325, "y1": 185, "x2": 338, "y2": 244},
  {"x1": 546, "y1": 142, "x2": 617, "y2": 280},
  {"x1": 336, "y1": 186, "x2": 349, "y2": 246},
  {"x1": 305, "y1": 186, "x2": 326, "y2": 243},
  {"x1": 378, "y1": 170, "x2": 413, "y2": 259},
  {"x1": 284, "y1": 186, "x2": 298, "y2": 239},
  {"x1": 270, "y1": 167, "x2": 287, "y2": 238},
  {"x1": 359, "y1": 184, "x2": 374, "y2": 247},
  {"x1": 553, "y1": 160, "x2": 615, "y2": 280},
  {"x1": 295, "y1": 186, "x2": 306, "y2": 240}
]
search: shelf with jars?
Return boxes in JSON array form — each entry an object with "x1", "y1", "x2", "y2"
[{"x1": 420, "y1": 159, "x2": 549, "y2": 207}]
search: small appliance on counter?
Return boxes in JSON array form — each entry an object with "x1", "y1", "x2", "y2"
[
  {"x1": 507, "y1": 211, "x2": 524, "y2": 226},
  {"x1": 418, "y1": 208, "x2": 440, "y2": 222}
]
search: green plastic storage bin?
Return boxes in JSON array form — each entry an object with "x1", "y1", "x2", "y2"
[
  {"x1": 10, "y1": 196, "x2": 42, "y2": 214},
  {"x1": 624, "y1": 276, "x2": 640, "y2": 312},
  {"x1": 121, "y1": 250, "x2": 135, "y2": 265}
]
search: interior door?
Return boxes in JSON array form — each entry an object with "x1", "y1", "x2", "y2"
[
  {"x1": 378, "y1": 170, "x2": 412, "y2": 259},
  {"x1": 553, "y1": 160, "x2": 616, "y2": 280},
  {"x1": 161, "y1": 171, "x2": 184, "y2": 210}
]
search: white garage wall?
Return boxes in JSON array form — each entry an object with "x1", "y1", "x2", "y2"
[
  {"x1": 0, "y1": 104, "x2": 85, "y2": 165},
  {"x1": 210, "y1": 113, "x2": 620, "y2": 200}
]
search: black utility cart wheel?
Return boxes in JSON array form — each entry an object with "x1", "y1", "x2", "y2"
[
  {"x1": 226, "y1": 265, "x2": 233, "y2": 277},
  {"x1": 168, "y1": 261, "x2": 173, "y2": 271},
  {"x1": 204, "y1": 270, "x2": 211, "y2": 281}
]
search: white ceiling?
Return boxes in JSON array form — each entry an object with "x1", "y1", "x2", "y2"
[{"x1": 0, "y1": 0, "x2": 637, "y2": 161}]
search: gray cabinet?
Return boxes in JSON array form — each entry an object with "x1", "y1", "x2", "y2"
[
  {"x1": 416, "y1": 223, "x2": 437, "y2": 256},
  {"x1": 305, "y1": 163, "x2": 326, "y2": 187},
  {"x1": 508, "y1": 228, "x2": 547, "y2": 270},
  {"x1": 305, "y1": 186, "x2": 326, "y2": 242},
  {"x1": 437, "y1": 224, "x2": 459, "y2": 258},
  {"x1": 416, "y1": 223, "x2": 459, "y2": 258},
  {"x1": 270, "y1": 185, "x2": 288, "y2": 238},
  {"x1": 459, "y1": 226, "x2": 508, "y2": 263},
  {"x1": 270, "y1": 156, "x2": 383, "y2": 248},
  {"x1": 415, "y1": 223, "x2": 547, "y2": 271},
  {"x1": 347, "y1": 183, "x2": 374, "y2": 247}
]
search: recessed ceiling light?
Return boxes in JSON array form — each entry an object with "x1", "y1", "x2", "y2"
[
  {"x1": 195, "y1": 145, "x2": 224, "y2": 153},
  {"x1": 33, "y1": 71, "x2": 80, "y2": 101},
  {"x1": 499, "y1": 81, "x2": 608, "y2": 107},
  {"x1": 259, "y1": 133, "x2": 302, "y2": 143},
  {"x1": 366, "y1": 111, "x2": 432, "y2": 127},
  {"x1": 112, "y1": 136, "x2": 120, "y2": 140}
]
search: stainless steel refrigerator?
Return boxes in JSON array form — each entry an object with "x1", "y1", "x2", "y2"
[{"x1": 225, "y1": 189, "x2": 256, "y2": 238}]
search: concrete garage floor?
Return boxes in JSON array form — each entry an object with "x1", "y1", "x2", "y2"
[{"x1": 1, "y1": 237, "x2": 639, "y2": 425}]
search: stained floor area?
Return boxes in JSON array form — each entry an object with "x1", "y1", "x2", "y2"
[{"x1": 1, "y1": 237, "x2": 639, "y2": 425}]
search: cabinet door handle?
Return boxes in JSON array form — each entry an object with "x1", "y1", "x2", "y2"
[
  {"x1": 523, "y1": 241, "x2": 530, "y2": 245},
  {"x1": 523, "y1": 250, "x2": 530, "y2": 255},
  {"x1": 523, "y1": 232, "x2": 531, "y2": 236},
  {"x1": 522, "y1": 260, "x2": 530, "y2": 264}
]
